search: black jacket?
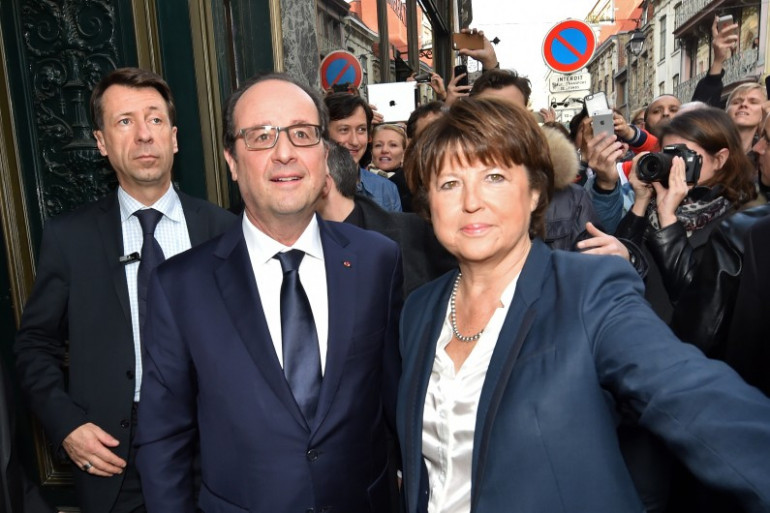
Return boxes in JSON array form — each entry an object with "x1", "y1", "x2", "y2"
[
  {"x1": 346, "y1": 195, "x2": 456, "y2": 296},
  {"x1": 671, "y1": 203, "x2": 770, "y2": 358}
]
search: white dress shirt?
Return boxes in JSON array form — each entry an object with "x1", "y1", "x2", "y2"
[
  {"x1": 422, "y1": 274, "x2": 519, "y2": 513},
  {"x1": 119, "y1": 184, "x2": 191, "y2": 401},
  {"x1": 241, "y1": 214, "x2": 329, "y2": 373}
]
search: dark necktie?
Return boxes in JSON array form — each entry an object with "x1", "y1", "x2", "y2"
[
  {"x1": 134, "y1": 209, "x2": 165, "y2": 328},
  {"x1": 274, "y1": 250, "x2": 322, "y2": 424}
]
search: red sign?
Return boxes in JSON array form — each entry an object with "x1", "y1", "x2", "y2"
[
  {"x1": 320, "y1": 51, "x2": 363, "y2": 91},
  {"x1": 542, "y1": 20, "x2": 596, "y2": 74}
]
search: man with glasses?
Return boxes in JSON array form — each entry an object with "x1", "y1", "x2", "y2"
[{"x1": 134, "y1": 73, "x2": 403, "y2": 513}]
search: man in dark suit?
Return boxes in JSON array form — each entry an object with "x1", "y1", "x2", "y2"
[
  {"x1": 318, "y1": 141, "x2": 455, "y2": 296},
  {"x1": 135, "y1": 73, "x2": 403, "y2": 512},
  {"x1": 13, "y1": 68, "x2": 235, "y2": 513}
]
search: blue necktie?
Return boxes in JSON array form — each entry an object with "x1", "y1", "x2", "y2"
[
  {"x1": 274, "y1": 250, "x2": 321, "y2": 424},
  {"x1": 134, "y1": 209, "x2": 165, "y2": 328}
]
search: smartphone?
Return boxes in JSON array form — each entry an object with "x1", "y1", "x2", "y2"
[
  {"x1": 452, "y1": 32, "x2": 484, "y2": 51},
  {"x1": 454, "y1": 65, "x2": 469, "y2": 87},
  {"x1": 584, "y1": 92, "x2": 609, "y2": 117},
  {"x1": 717, "y1": 14, "x2": 733, "y2": 32},
  {"x1": 591, "y1": 111, "x2": 615, "y2": 139}
]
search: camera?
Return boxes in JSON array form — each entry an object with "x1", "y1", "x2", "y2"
[
  {"x1": 636, "y1": 144, "x2": 702, "y2": 187},
  {"x1": 413, "y1": 73, "x2": 431, "y2": 83}
]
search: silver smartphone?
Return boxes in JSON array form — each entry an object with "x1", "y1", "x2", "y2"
[
  {"x1": 591, "y1": 111, "x2": 615, "y2": 139},
  {"x1": 717, "y1": 14, "x2": 733, "y2": 32}
]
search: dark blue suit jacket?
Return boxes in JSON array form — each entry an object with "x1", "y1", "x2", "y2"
[
  {"x1": 397, "y1": 240, "x2": 770, "y2": 513},
  {"x1": 135, "y1": 215, "x2": 403, "y2": 513}
]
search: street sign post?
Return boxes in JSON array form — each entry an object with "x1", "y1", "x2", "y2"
[
  {"x1": 320, "y1": 51, "x2": 363, "y2": 91},
  {"x1": 542, "y1": 20, "x2": 596, "y2": 74}
]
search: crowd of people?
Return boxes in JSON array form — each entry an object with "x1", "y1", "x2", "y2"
[{"x1": 8, "y1": 16, "x2": 770, "y2": 513}]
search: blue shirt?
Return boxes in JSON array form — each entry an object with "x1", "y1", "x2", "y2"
[{"x1": 357, "y1": 168, "x2": 402, "y2": 212}]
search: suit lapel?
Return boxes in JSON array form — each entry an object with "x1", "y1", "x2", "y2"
[
  {"x1": 178, "y1": 192, "x2": 206, "y2": 245},
  {"x1": 311, "y1": 218, "x2": 356, "y2": 433},
  {"x1": 95, "y1": 192, "x2": 131, "y2": 325},
  {"x1": 470, "y1": 241, "x2": 550, "y2": 511},
  {"x1": 213, "y1": 221, "x2": 308, "y2": 429}
]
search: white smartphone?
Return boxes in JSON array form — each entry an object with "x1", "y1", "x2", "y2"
[
  {"x1": 591, "y1": 111, "x2": 615, "y2": 139},
  {"x1": 584, "y1": 92, "x2": 609, "y2": 117}
]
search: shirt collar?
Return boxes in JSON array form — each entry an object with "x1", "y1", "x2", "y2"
[
  {"x1": 242, "y1": 213, "x2": 324, "y2": 265},
  {"x1": 118, "y1": 184, "x2": 183, "y2": 223}
]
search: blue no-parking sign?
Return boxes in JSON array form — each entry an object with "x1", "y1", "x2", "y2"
[
  {"x1": 542, "y1": 20, "x2": 596, "y2": 74},
  {"x1": 320, "y1": 51, "x2": 363, "y2": 90}
]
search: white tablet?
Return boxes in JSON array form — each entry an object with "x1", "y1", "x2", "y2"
[{"x1": 366, "y1": 82, "x2": 417, "y2": 123}]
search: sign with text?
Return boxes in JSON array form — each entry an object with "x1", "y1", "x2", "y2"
[{"x1": 549, "y1": 71, "x2": 591, "y2": 94}]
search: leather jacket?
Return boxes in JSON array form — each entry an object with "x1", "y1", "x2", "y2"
[
  {"x1": 670, "y1": 203, "x2": 770, "y2": 358},
  {"x1": 615, "y1": 205, "x2": 729, "y2": 323}
]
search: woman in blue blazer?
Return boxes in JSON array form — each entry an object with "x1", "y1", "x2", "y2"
[{"x1": 397, "y1": 97, "x2": 770, "y2": 513}]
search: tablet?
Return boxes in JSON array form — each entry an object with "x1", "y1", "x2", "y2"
[{"x1": 366, "y1": 82, "x2": 417, "y2": 123}]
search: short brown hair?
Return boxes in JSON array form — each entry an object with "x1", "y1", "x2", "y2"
[
  {"x1": 90, "y1": 67, "x2": 176, "y2": 130},
  {"x1": 470, "y1": 69, "x2": 532, "y2": 107},
  {"x1": 404, "y1": 96, "x2": 553, "y2": 239},
  {"x1": 659, "y1": 107, "x2": 756, "y2": 205}
]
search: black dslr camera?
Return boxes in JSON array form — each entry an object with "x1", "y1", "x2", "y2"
[{"x1": 636, "y1": 144, "x2": 702, "y2": 187}]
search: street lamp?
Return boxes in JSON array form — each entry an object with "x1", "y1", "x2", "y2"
[{"x1": 626, "y1": 29, "x2": 646, "y2": 57}]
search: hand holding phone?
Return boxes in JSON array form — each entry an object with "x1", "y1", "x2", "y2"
[
  {"x1": 716, "y1": 14, "x2": 733, "y2": 33},
  {"x1": 454, "y1": 65, "x2": 469, "y2": 87},
  {"x1": 452, "y1": 32, "x2": 484, "y2": 51}
]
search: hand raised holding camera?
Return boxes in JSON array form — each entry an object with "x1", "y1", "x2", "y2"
[{"x1": 653, "y1": 156, "x2": 690, "y2": 228}]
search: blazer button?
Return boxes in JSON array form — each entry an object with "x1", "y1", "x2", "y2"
[
  {"x1": 306, "y1": 449, "x2": 319, "y2": 462},
  {"x1": 120, "y1": 419, "x2": 130, "y2": 429},
  {"x1": 126, "y1": 370, "x2": 134, "y2": 379}
]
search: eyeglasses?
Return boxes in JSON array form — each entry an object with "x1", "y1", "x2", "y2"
[{"x1": 236, "y1": 124, "x2": 322, "y2": 150}]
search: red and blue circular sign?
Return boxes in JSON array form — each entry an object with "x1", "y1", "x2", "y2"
[
  {"x1": 320, "y1": 51, "x2": 363, "y2": 91},
  {"x1": 542, "y1": 20, "x2": 596, "y2": 74}
]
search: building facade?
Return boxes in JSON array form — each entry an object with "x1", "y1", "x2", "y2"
[{"x1": 674, "y1": 0, "x2": 766, "y2": 104}]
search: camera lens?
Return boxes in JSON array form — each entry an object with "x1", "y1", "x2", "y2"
[{"x1": 637, "y1": 152, "x2": 674, "y2": 183}]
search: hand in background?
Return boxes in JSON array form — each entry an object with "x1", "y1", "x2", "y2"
[
  {"x1": 576, "y1": 222, "x2": 631, "y2": 260},
  {"x1": 445, "y1": 73, "x2": 471, "y2": 105},
  {"x1": 456, "y1": 28, "x2": 498, "y2": 70},
  {"x1": 586, "y1": 131, "x2": 624, "y2": 191},
  {"x1": 628, "y1": 152, "x2": 655, "y2": 216}
]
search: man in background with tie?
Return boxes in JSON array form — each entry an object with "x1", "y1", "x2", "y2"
[
  {"x1": 134, "y1": 73, "x2": 403, "y2": 513},
  {"x1": 14, "y1": 68, "x2": 235, "y2": 513}
]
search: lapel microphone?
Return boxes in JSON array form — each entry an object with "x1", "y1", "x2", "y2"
[{"x1": 119, "y1": 252, "x2": 141, "y2": 265}]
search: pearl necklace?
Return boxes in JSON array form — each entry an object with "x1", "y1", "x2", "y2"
[{"x1": 450, "y1": 272, "x2": 484, "y2": 343}]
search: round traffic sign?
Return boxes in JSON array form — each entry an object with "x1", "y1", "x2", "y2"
[
  {"x1": 320, "y1": 51, "x2": 363, "y2": 91},
  {"x1": 542, "y1": 20, "x2": 596, "y2": 74}
]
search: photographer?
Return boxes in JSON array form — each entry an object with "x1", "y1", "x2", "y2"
[{"x1": 615, "y1": 108, "x2": 758, "y2": 323}]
